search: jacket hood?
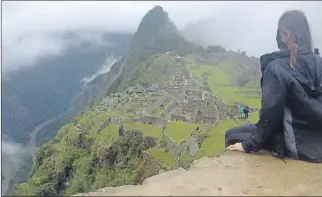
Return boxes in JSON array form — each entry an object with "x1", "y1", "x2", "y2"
[{"x1": 260, "y1": 48, "x2": 322, "y2": 95}]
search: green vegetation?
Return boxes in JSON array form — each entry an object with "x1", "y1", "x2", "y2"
[
  {"x1": 3, "y1": 33, "x2": 133, "y2": 146},
  {"x1": 11, "y1": 6, "x2": 264, "y2": 197},
  {"x1": 11, "y1": 48, "x2": 263, "y2": 197},
  {"x1": 248, "y1": 111, "x2": 259, "y2": 124},
  {"x1": 13, "y1": 107, "x2": 260, "y2": 196},
  {"x1": 122, "y1": 122, "x2": 163, "y2": 138},
  {"x1": 12, "y1": 50, "x2": 263, "y2": 196},
  {"x1": 195, "y1": 120, "x2": 236, "y2": 159},
  {"x1": 187, "y1": 57, "x2": 261, "y2": 108},
  {"x1": 12, "y1": 115, "x2": 157, "y2": 196},
  {"x1": 166, "y1": 121, "x2": 203, "y2": 144},
  {"x1": 148, "y1": 147, "x2": 175, "y2": 169},
  {"x1": 120, "y1": 53, "x2": 177, "y2": 88}
]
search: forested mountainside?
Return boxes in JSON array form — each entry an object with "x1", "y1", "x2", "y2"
[
  {"x1": 12, "y1": 6, "x2": 262, "y2": 196},
  {"x1": 2, "y1": 32, "x2": 133, "y2": 195},
  {"x1": 3, "y1": 32, "x2": 133, "y2": 146}
]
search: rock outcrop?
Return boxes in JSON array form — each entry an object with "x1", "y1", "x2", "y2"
[{"x1": 75, "y1": 152, "x2": 322, "y2": 196}]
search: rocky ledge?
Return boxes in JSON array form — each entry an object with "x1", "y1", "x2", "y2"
[{"x1": 75, "y1": 151, "x2": 322, "y2": 196}]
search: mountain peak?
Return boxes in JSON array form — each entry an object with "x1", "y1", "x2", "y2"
[
  {"x1": 133, "y1": 5, "x2": 178, "y2": 43},
  {"x1": 126, "y1": 6, "x2": 193, "y2": 62},
  {"x1": 149, "y1": 5, "x2": 164, "y2": 13},
  {"x1": 144, "y1": 5, "x2": 167, "y2": 21},
  {"x1": 113, "y1": 5, "x2": 197, "y2": 91}
]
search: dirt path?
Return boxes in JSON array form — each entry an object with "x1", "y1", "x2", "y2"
[{"x1": 75, "y1": 151, "x2": 322, "y2": 196}]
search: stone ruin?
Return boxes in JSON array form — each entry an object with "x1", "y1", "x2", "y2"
[
  {"x1": 168, "y1": 74, "x2": 188, "y2": 88},
  {"x1": 168, "y1": 88, "x2": 221, "y2": 125},
  {"x1": 125, "y1": 84, "x2": 146, "y2": 94},
  {"x1": 226, "y1": 105, "x2": 239, "y2": 119},
  {"x1": 171, "y1": 114, "x2": 189, "y2": 122},
  {"x1": 185, "y1": 89, "x2": 205, "y2": 100},
  {"x1": 194, "y1": 110, "x2": 218, "y2": 125},
  {"x1": 215, "y1": 99, "x2": 229, "y2": 120},
  {"x1": 91, "y1": 62, "x2": 250, "y2": 131},
  {"x1": 160, "y1": 125, "x2": 207, "y2": 158},
  {"x1": 146, "y1": 84, "x2": 161, "y2": 92}
]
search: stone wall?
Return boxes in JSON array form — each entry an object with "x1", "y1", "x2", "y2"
[
  {"x1": 96, "y1": 119, "x2": 110, "y2": 133},
  {"x1": 161, "y1": 100, "x2": 177, "y2": 118},
  {"x1": 111, "y1": 116, "x2": 122, "y2": 125},
  {"x1": 121, "y1": 118, "x2": 140, "y2": 125},
  {"x1": 215, "y1": 100, "x2": 228, "y2": 120},
  {"x1": 171, "y1": 114, "x2": 189, "y2": 122},
  {"x1": 161, "y1": 128, "x2": 206, "y2": 158},
  {"x1": 167, "y1": 88, "x2": 183, "y2": 95},
  {"x1": 139, "y1": 115, "x2": 166, "y2": 126},
  {"x1": 182, "y1": 103, "x2": 197, "y2": 113},
  {"x1": 161, "y1": 130, "x2": 187, "y2": 158},
  {"x1": 140, "y1": 151, "x2": 161, "y2": 180},
  {"x1": 194, "y1": 111, "x2": 218, "y2": 125},
  {"x1": 226, "y1": 105, "x2": 239, "y2": 118},
  {"x1": 147, "y1": 95, "x2": 165, "y2": 114},
  {"x1": 187, "y1": 98, "x2": 202, "y2": 105}
]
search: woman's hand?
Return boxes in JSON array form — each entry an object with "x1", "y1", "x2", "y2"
[{"x1": 226, "y1": 143, "x2": 245, "y2": 152}]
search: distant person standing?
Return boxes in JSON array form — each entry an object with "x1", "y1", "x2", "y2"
[
  {"x1": 243, "y1": 105, "x2": 250, "y2": 119},
  {"x1": 314, "y1": 48, "x2": 320, "y2": 55},
  {"x1": 239, "y1": 106, "x2": 245, "y2": 118},
  {"x1": 118, "y1": 125, "x2": 124, "y2": 136}
]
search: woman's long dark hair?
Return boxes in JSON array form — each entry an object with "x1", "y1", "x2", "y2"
[{"x1": 276, "y1": 10, "x2": 312, "y2": 67}]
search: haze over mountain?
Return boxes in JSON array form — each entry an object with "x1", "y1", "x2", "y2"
[{"x1": 3, "y1": 1, "x2": 322, "y2": 70}]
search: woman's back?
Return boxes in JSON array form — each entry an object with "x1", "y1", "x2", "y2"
[
  {"x1": 283, "y1": 51, "x2": 322, "y2": 129},
  {"x1": 225, "y1": 10, "x2": 322, "y2": 163},
  {"x1": 263, "y1": 49, "x2": 322, "y2": 162}
]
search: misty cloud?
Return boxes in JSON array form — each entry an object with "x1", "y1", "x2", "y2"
[
  {"x1": 3, "y1": 1, "x2": 322, "y2": 72},
  {"x1": 2, "y1": 137, "x2": 31, "y2": 167},
  {"x1": 2, "y1": 140, "x2": 32, "y2": 194},
  {"x1": 2, "y1": 29, "x2": 114, "y2": 73},
  {"x1": 81, "y1": 56, "x2": 120, "y2": 84},
  {"x1": 2, "y1": 141, "x2": 28, "y2": 156}
]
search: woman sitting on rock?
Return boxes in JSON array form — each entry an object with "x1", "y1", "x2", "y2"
[{"x1": 225, "y1": 10, "x2": 322, "y2": 163}]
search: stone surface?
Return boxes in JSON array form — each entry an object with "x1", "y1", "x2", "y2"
[{"x1": 74, "y1": 151, "x2": 322, "y2": 196}]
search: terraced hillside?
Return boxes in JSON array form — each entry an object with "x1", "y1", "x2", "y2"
[
  {"x1": 186, "y1": 53, "x2": 261, "y2": 108},
  {"x1": 12, "y1": 6, "x2": 263, "y2": 196},
  {"x1": 12, "y1": 50, "x2": 261, "y2": 196}
]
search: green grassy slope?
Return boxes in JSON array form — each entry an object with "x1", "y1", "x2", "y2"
[
  {"x1": 166, "y1": 121, "x2": 204, "y2": 144},
  {"x1": 186, "y1": 56, "x2": 261, "y2": 108}
]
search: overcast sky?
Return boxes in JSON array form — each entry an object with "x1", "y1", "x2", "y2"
[{"x1": 3, "y1": 1, "x2": 322, "y2": 73}]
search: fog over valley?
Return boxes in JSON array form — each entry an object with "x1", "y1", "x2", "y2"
[{"x1": 3, "y1": 1, "x2": 322, "y2": 72}]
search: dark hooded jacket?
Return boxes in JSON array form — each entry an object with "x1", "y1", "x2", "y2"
[{"x1": 242, "y1": 48, "x2": 322, "y2": 163}]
